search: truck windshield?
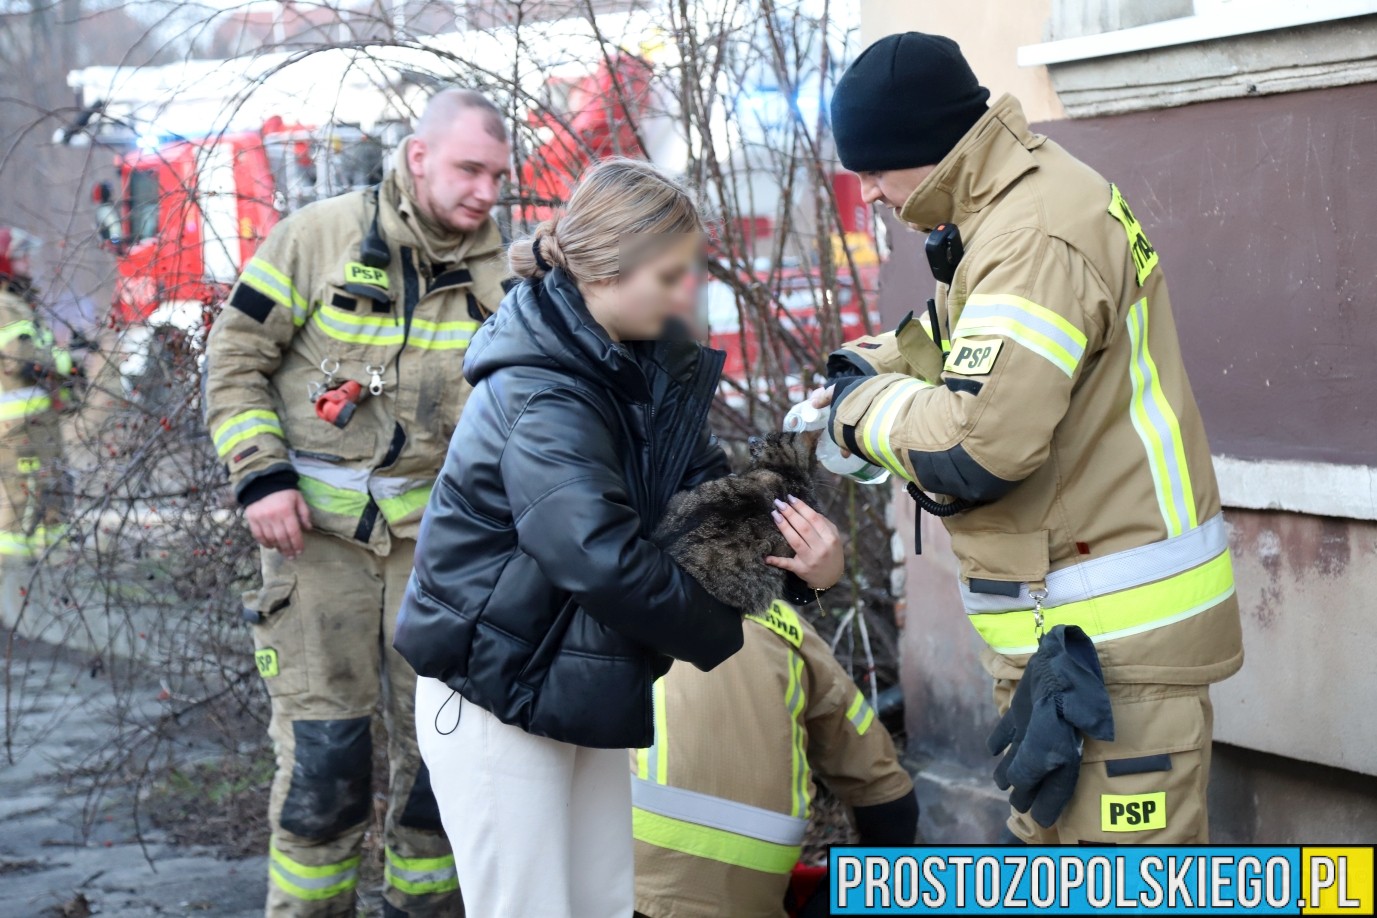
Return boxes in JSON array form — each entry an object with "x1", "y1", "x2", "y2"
[{"x1": 128, "y1": 169, "x2": 160, "y2": 243}]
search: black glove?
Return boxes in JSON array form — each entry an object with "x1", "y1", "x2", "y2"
[{"x1": 987, "y1": 624, "x2": 1114, "y2": 827}]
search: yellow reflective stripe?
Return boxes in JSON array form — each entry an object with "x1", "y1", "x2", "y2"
[
  {"x1": 312, "y1": 306, "x2": 405, "y2": 346},
  {"x1": 859, "y1": 378, "x2": 929, "y2": 481},
  {"x1": 786, "y1": 650, "x2": 809, "y2": 818},
  {"x1": 0, "y1": 531, "x2": 34, "y2": 556},
  {"x1": 958, "y1": 293, "x2": 1087, "y2": 377},
  {"x1": 297, "y1": 475, "x2": 370, "y2": 518},
  {"x1": 1126, "y1": 298, "x2": 1197, "y2": 537},
  {"x1": 845, "y1": 689, "x2": 875, "y2": 736},
  {"x1": 0, "y1": 387, "x2": 52, "y2": 421},
  {"x1": 0, "y1": 319, "x2": 37, "y2": 346},
  {"x1": 311, "y1": 308, "x2": 478, "y2": 350},
  {"x1": 28, "y1": 524, "x2": 65, "y2": 550},
  {"x1": 384, "y1": 848, "x2": 458, "y2": 896},
  {"x1": 241, "y1": 258, "x2": 308, "y2": 325},
  {"x1": 632, "y1": 808, "x2": 801, "y2": 874},
  {"x1": 52, "y1": 347, "x2": 73, "y2": 376},
  {"x1": 969, "y1": 549, "x2": 1235, "y2": 656},
  {"x1": 409, "y1": 317, "x2": 479, "y2": 351},
  {"x1": 375, "y1": 483, "x2": 432, "y2": 523},
  {"x1": 268, "y1": 845, "x2": 359, "y2": 902},
  {"x1": 212, "y1": 409, "x2": 283, "y2": 458},
  {"x1": 653, "y1": 678, "x2": 668, "y2": 784}
]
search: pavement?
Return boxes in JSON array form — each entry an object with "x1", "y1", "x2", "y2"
[{"x1": 0, "y1": 637, "x2": 267, "y2": 917}]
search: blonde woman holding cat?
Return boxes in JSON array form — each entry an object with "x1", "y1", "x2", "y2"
[{"x1": 394, "y1": 158, "x2": 842, "y2": 918}]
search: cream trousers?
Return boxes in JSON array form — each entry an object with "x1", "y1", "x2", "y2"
[{"x1": 415, "y1": 675, "x2": 634, "y2": 918}]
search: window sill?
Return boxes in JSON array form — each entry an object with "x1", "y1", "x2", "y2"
[
  {"x1": 1018, "y1": 8, "x2": 1377, "y2": 117},
  {"x1": 1018, "y1": 1, "x2": 1377, "y2": 67}
]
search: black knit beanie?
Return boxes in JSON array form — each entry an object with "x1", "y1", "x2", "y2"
[{"x1": 831, "y1": 32, "x2": 991, "y2": 173}]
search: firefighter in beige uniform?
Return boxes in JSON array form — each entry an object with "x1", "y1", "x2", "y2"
[
  {"x1": 205, "y1": 90, "x2": 511, "y2": 918},
  {"x1": 0, "y1": 228, "x2": 73, "y2": 562},
  {"x1": 632, "y1": 601, "x2": 918, "y2": 918},
  {"x1": 821, "y1": 34, "x2": 1242, "y2": 844}
]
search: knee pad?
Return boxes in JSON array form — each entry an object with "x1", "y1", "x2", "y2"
[
  {"x1": 280, "y1": 716, "x2": 373, "y2": 840},
  {"x1": 397, "y1": 761, "x2": 444, "y2": 833}
]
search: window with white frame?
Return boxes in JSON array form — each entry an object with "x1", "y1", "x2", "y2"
[{"x1": 1027, "y1": 0, "x2": 1377, "y2": 66}]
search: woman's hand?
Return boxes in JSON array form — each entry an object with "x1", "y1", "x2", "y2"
[{"x1": 765, "y1": 495, "x2": 844, "y2": 590}]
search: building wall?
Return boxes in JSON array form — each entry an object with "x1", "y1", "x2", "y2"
[
  {"x1": 863, "y1": 7, "x2": 1377, "y2": 842},
  {"x1": 857, "y1": 0, "x2": 1065, "y2": 121}
]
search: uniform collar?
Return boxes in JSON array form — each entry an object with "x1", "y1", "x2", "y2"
[
  {"x1": 379, "y1": 138, "x2": 503, "y2": 266},
  {"x1": 897, "y1": 94, "x2": 1045, "y2": 233}
]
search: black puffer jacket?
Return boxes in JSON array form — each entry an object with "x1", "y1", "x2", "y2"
[{"x1": 394, "y1": 268, "x2": 745, "y2": 749}]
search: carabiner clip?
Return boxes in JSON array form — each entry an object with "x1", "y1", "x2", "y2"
[
  {"x1": 365, "y1": 364, "x2": 386, "y2": 397},
  {"x1": 1030, "y1": 588, "x2": 1048, "y2": 641}
]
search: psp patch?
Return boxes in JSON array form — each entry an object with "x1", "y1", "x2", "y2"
[
  {"x1": 344, "y1": 262, "x2": 389, "y2": 289},
  {"x1": 1101, "y1": 791, "x2": 1166, "y2": 832},
  {"x1": 254, "y1": 648, "x2": 280, "y2": 678},
  {"x1": 945, "y1": 339, "x2": 1003, "y2": 376}
]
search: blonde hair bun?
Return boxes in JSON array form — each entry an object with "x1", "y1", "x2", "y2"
[{"x1": 508, "y1": 158, "x2": 702, "y2": 284}]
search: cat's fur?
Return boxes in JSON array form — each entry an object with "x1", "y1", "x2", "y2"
[{"x1": 653, "y1": 431, "x2": 818, "y2": 616}]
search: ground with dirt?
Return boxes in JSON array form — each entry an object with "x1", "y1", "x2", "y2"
[{"x1": 0, "y1": 636, "x2": 267, "y2": 917}]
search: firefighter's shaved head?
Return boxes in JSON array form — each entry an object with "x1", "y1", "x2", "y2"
[
  {"x1": 416, "y1": 88, "x2": 507, "y2": 142},
  {"x1": 408, "y1": 88, "x2": 510, "y2": 233}
]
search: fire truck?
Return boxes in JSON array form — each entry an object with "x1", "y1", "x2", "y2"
[{"x1": 63, "y1": 19, "x2": 878, "y2": 394}]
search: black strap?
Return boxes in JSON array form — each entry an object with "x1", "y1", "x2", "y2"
[{"x1": 926, "y1": 297, "x2": 947, "y2": 358}]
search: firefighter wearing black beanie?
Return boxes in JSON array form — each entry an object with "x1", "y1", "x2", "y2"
[
  {"x1": 819, "y1": 31, "x2": 1242, "y2": 855},
  {"x1": 830, "y1": 32, "x2": 990, "y2": 172}
]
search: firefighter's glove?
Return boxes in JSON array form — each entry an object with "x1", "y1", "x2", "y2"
[{"x1": 986, "y1": 624, "x2": 1114, "y2": 827}]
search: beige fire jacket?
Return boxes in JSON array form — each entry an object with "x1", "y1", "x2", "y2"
[
  {"x1": 631, "y1": 601, "x2": 912, "y2": 918},
  {"x1": 829, "y1": 95, "x2": 1242, "y2": 685},
  {"x1": 204, "y1": 140, "x2": 509, "y2": 553},
  {"x1": 0, "y1": 282, "x2": 74, "y2": 424}
]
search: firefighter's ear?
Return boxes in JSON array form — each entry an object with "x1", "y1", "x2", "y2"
[{"x1": 406, "y1": 137, "x2": 427, "y2": 179}]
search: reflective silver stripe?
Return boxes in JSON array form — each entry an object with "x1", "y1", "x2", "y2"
[
  {"x1": 290, "y1": 454, "x2": 371, "y2": 492},
  {"x1": 311, "y1": 307, "x2": 405, "y2": 345},
  {"x1": 241, "y1": 258, "x2": 308, "y2": 324},
  {"x1": 960, "y1": 513, "x2": 1229, "y2": 615},
  {"x1": 213, "y1": 411, "x2": 282, "y2": 453},
  {"x1": 0, "y1": 385, "x2": 48, "y2": 403},
  {"x1": 387, "y1": 863, "x2": 456, "y2": 886},
  {"x1": 370, "y1": 474, "x2": 430, "y2": 500},
  {"x1": 408, "y1": 322, "x2": 477, "y2": 348},
  {"x1": 1126, "y1": 298, "x2": 1197, "y2": 537},
  {"x1": 631, "y1": 777, "x2": 808, "y2": 847},
  {"x1": 269, "y1": 860, "x2": 358, "y2": 892}
]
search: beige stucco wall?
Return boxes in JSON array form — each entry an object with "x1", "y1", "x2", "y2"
[{"x1": 857, "y1": 0, "x2": 1066, "y2": 122}]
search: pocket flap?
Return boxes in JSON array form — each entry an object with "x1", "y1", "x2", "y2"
[
  {"x1": 1082, "y1": 690, "x2": 1205, "y2": 764},
  {"x1": 949, "y1": 529, "x2": 1050, "y2": 586},
  {"x1": 243, "y1": 574, "x2": 297, "y2": 619}
]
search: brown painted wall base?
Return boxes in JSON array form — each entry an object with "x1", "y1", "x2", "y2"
[{"x1": 898, "y1": 506, "x2": 1377, "y2": 843}]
